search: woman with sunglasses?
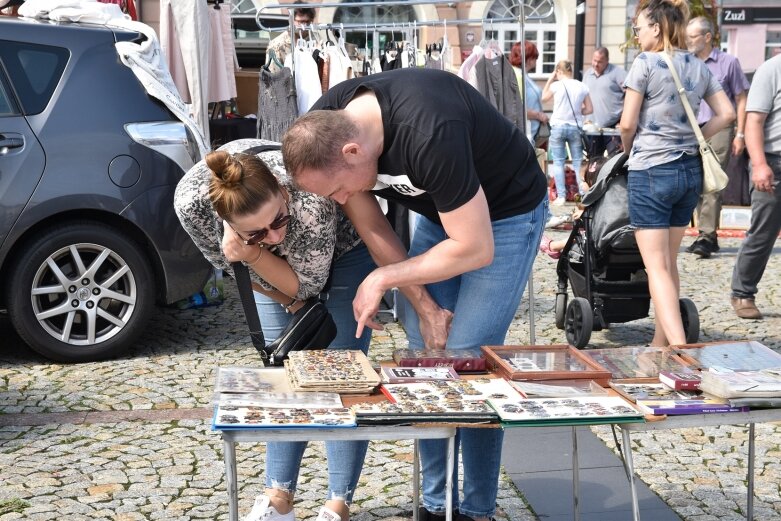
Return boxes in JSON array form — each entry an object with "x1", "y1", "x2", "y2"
[
  {"x1": 174, "y1": 138, "x2": 375, "y2": 521},
  {"x1": 620, "y1": 0, "x2": 734, "y2": 347}
]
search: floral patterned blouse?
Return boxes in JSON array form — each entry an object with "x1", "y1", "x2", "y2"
[{"x1": 174, "y1": 139, "x2": 361, "y2": 299}]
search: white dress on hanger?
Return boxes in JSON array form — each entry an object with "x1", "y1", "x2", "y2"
[{"x1": 286, "y1": 47, "x2": 321, "y2": 114}]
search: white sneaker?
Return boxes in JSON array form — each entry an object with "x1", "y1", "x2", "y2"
[
  {"x1": 315, "y1": 506, "x2": 342, "y2": 521},
  {"x1": 551, "y1": 197, "x2": 566, "y2": 207},
  {"x1": 245, "y1": 495, "x2": 295, "y2": 521}
]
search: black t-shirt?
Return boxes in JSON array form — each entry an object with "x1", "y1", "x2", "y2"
[{"x1": 311, "y1": 68, "x2": 547, "y2": 223}]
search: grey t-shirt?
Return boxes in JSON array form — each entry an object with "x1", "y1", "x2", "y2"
[
  {"x1": 624, "y1": 50, "x2": 722, "y2": 170},
  {"x1": 746, "y1": 53, "x2": 781, "y2": 156},
  {"x1": 583, "y1": 63, "x2": 626, "y2": 127}
]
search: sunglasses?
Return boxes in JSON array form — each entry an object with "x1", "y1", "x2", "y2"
[{"x1": 230, "y1": 200, "x2": 293, "y2": 246}]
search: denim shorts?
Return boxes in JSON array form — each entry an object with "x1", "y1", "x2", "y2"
[{"x1": 628, "y1": 154, "x2": 702, "y2": 229}]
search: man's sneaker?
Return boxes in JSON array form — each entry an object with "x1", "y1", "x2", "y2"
[
  {"x1": 731, "y1": 297, "x2": 763, "y2": 320},
  {"x1": 315, "y1": 506, "x2": 341, "y2": 521},
  {"x1": 245, "y1": 495, "x2": 295, "y2": 521}
]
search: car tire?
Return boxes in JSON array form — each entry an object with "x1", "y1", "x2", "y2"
[{"x1": 7, "y1": 221, "x2": 154, "y2": 362}]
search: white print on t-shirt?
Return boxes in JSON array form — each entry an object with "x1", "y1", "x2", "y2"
[{"x1": 373, "y1": 174, "x2": 426, "y2": 196}]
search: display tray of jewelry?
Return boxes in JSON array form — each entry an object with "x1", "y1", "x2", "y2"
[
  {"x1": 486, "y1": 395, "x2": 644, "y2": 425},
  {"x1": 285, "y1": 350, "x2": 381, "y2": 394},
  {"x1": 673, "y1": 341, "x2": 781, "y2": 372},
  {"x1": 212, "y1": 392, "x2": 355, "y2": 430},
  {"x1": 351, "y1": 378, "x2": 519, "y2": 425},
  {"x1": 581, "y1": 345, "x2": 693, "y2": 381}
]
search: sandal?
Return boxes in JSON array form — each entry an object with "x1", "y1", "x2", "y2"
[{"x1": 539, "y1": 236, "x2": 561, "y2": 259}]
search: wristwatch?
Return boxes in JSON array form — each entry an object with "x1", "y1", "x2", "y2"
[{"x1": 736, "y1": 132, "x2": 745, "y2": 139}]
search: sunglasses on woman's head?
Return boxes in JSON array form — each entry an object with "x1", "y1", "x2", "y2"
[{"x1": 230, "y1": 201, "x2": 293, "y2": 246}]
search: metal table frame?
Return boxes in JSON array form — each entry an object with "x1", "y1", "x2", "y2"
[
  {"x1": 221, "y1": 425, "x2": 457, "y2": 521},
  {"x1": 618, "y1": 409, "x2": 781, "y2": 521}
]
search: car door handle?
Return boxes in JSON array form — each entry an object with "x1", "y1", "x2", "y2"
[{"x1": 0, "y1": 134, "x2": 24, "y2": 155}]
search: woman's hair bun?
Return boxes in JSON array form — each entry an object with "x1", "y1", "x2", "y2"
[{"x1": 206, "y1": 150, "x2": 244, "y2": 188}]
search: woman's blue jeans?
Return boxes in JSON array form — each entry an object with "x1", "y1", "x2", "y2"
[
  {"x1": 399, "y1": 198, "x2": 547, "y2": 518},
  {"x1": 550, "y1": 123, "x2": 585, "y2": 198},
  {"x1": 253, "y1": 243, "x2": 375, "y2": 502}
]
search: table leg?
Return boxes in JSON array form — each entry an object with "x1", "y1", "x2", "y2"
[
  {"x1": 413, "y1": 440, "x2": 420, "y2": 521},
  {"x1": 223, "y1": 438, "x2": 239, "y2": 521},
  {"x1": 747, "y1": 423, "x2": 755, "y2": 521},
  {"x1": 621, "y1": 427, "x2": 641, "y2": 521},
  {"x1": 572, "y1": 426, "x2": 580, "y2": 521},
  {"x1": 446, "y1": 435, "x2": 455, "y2": 521}
]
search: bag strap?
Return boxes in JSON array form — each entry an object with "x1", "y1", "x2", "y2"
[
  {"x1": 232, "y1": 143, "x2": 281, "y2": 365},
  {"x1": 232, "y1": 261, "x2": 269, "y2": 363},
  {"x1": 659, "y1": 52, "x2": 709, "y2": 149},
  {"x1": 562, "y1": 84, "x2": 583, "y2": 132},
  {"x1": 229, "y1": 142, "x2": 335, "y2": 362}
]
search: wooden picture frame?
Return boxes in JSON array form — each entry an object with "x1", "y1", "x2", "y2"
[{"x1": 481, "y1": 345, "x2": 612, "y2": 386}]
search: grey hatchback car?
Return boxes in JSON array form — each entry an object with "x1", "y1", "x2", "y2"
[{"x1": 0, "y1": 17, "x2": 212, "y2": 362}]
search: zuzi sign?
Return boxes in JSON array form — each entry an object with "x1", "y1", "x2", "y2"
[{"x1": 723, "y1": 8, "x2": 751, "y2": 24}]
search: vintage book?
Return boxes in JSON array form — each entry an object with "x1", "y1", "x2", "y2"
[
  {"x1": 699, "y1": 368, "x2": 781, "y2": 398},
  {"x1": 381, "y1": 366, "x2": 459, "y2": 383},
  {"x1": 583, "y1": 346, "x2": 692, "y2": 381},
  {"x1": 481, "y1": 345, "x2": 611, "y2": 385},
  {"x1": 392, "y1": 348, "x2": 486, "y2": 373},
  {"x1": 674, "y1": 341, "x2": 781, "y2": 371},
  {"x1": 659, "y1": 371, "x2": 702, "y2": 391},
  {"x1": 485, "y1": 394, "x2": 643, "y2": 425}
]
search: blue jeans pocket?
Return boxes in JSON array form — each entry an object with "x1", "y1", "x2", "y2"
[{"x1": 649, "y1": 167, "x2": 683, "y2": 203}]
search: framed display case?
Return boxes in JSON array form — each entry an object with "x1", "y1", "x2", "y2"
[
  {"x1": 674, "y1": 341, "x2": 781, "y2": 371},
  {"x1": 581, "y1": 346, "x2": 693, "y2": 382},
  {"x1": 481, "y1": 345, "x2": 612, "y2": 386}
]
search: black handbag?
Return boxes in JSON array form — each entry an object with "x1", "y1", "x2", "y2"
[
  {"x1": 228, "y1": 143, "x2": 336, "y2": 366},
  {"x1": 232, "y1": 261, "x2": 336, "y2": 367}
]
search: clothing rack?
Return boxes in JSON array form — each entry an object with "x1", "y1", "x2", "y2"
[{"x1": 256, "y1": 0, "x2": 555, "y2": 344}]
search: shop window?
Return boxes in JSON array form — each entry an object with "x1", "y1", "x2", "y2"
[
  {"x1": 0, "y1": 41, "x2": 68, "y2": 115},
  {"x1": 486, "y1": 0, "x2": 557, "y2": 77},
  {"x1": 766, "y1": 30, "x2": 781, "y2": 60}
]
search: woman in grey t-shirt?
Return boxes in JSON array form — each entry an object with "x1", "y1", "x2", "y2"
[{"x1": 619, "y1": 0, "x2": 734, "y2": 347}]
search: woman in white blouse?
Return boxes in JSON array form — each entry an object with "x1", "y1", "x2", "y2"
[{"x1": 542, "y1": 60, "x2": 593, "y2": 205}]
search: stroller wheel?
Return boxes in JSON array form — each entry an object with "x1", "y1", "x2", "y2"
[
  {"x1": 565, "y1": 297, "x2": 593, "y2": 348},
  {"x1": 555, "y1": 293, "x2": 568, "y2": 329},
  {"x1": 680, "y1": 298, "x2": 700, "y2": 344}
]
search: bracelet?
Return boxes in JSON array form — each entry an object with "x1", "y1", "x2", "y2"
[
  {"x1": 241, "y1": 245, "x2": 263, "y2": 267},
  {"x1": 282, "y1": 296, "x2": 297, "y2": 313},
  {"x1": 736, "y1": 132, "x2": 745, "y2": 139}
]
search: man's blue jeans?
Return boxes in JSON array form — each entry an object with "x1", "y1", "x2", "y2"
[
  {"x1": 253, "y1": 244, "x2": 375, "y2": 502},
  {"x1": 400, "y1": 198, "x2": 547, "y2": 518}
]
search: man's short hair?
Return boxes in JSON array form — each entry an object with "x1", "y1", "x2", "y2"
[
  {"x1": 688, "y1": 16, "x2": 714, "y2": 37},
  {"x1": 293, "y1": 2, "x2": 315, "y2": 21},
  {"x1": 594, "y1": 47, "x2": 609, "y2": 61},
  {"x1": 282, "y1": 110, "x2": 358, "y2": 178}
]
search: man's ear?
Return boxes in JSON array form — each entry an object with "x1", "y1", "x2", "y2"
[
  {"x1": 705, "y1": 32, "x2": 714, "y2": 46},
  {"x1": 341, "y1": 142, "x2": 362, "y2": 164}
]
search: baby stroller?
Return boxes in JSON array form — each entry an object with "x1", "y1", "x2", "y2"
[{"x1": 553, "y1": 153, "x2": 700, "y2": 348}]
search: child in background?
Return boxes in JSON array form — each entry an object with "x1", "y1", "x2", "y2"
[{"x1": 539, "y1": 155, "x2": 607, "y2": 259}]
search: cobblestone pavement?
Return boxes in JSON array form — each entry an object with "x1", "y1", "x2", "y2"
[{"x1": 1, "y1": 219, "x2": 781, "y2": 520}]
